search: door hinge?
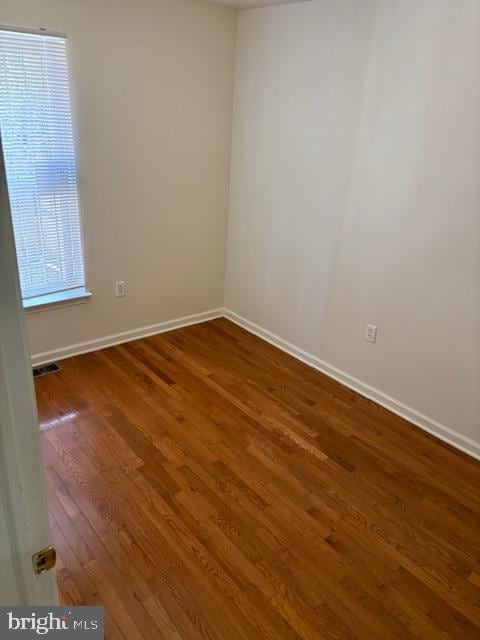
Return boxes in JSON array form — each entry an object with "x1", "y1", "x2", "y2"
[{"x1": 32, "y1": 545, "x2": 56, "y2": 576}]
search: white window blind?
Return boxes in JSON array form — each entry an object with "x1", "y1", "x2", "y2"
[{"x1": 0, "y1": 28, "x2": 86, "y2": 302}]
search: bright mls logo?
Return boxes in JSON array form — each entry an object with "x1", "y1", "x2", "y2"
[{"x1": 0, "y1": 607, "x2": 103, "y2": 638}]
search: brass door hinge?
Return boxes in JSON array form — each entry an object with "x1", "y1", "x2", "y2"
[{"x1": 32, "y1": 545, "x2": 56, "y2": 575}]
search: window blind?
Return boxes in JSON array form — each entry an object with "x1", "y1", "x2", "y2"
[{"x1": 0, "y1": 28, "x2": 85, "y2": 301}]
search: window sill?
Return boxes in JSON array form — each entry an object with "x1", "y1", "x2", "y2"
[{"x1": 23, "y1": 288, "x2": 92, "y2": 314}]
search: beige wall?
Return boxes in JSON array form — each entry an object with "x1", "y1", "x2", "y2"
[
  {"x1": 226, "y1": 0, "x2": 374, "y2": 351},
  {"x1": 0, "y1": 0, "x2": 236, "y2": 355},
  {"x1": 225, "y1": 0, "x2": 480, "y2": 447},
  {"x1": 2, "y1": 0, "x2": 478, "y2": 453}
]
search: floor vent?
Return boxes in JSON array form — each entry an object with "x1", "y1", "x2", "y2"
[{"x1": 33, "y1": 363, "x2": 62, "y2": 379}]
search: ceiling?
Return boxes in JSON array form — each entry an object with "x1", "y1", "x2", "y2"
[{"x1": 204, "y1": 0, "x2": 310, "y2": 9}]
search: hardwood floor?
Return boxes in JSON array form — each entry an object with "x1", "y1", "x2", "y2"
[{"x1": 35, "y1": 318, "x2": 480, "y2": 639}]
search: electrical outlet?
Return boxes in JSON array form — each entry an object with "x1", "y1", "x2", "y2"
[
  {"x1": 115, "y1": 281, "x2": 126, "y2": 297},
  {"x1": 366, "y1": 324, "x2": 377, "y2": 343}
]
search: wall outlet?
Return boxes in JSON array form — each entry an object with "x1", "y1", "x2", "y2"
[
  {"x1": 365, "y1": 324, "x2": 377, "y2": 343},
  {"x1": 115, "y1": 281, "x2": 126, "y2": 297}
]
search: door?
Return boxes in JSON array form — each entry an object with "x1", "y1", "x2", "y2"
[{"x1": 0, "y1": 136, "x2": 58, "y2": 605}]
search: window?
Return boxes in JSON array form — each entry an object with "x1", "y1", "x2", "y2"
[{"x1": 0, "y1": 28, "x2": 87, "y2": 308}]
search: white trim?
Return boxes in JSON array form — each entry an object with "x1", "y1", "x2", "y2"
[
  {"x1": 30, "y1": 305, "x2": 480, "y2": 462},
  {"x1": 224, "y1": 308, "x2": 480, "y2": 462},
  {"x1": 1, "y1": 136, "x2": 58, "y2": 604},
  {"x1": 24, "y1": 287, "x2": 92, "y2": 313},
  {"x1": 30, "y1": 308, "x2": 224, "y2": 367}
]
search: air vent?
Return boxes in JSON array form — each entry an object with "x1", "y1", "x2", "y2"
[{"x1": 33, "y1": 363, "x2": 62, "y2": 379}]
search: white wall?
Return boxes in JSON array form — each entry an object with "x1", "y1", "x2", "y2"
[
  {"x1": 225, "y1": 0, "x2": 480, "y2": 450},
  {"x1": 0, "y1": 0, "x2": 236, "y2": 355},
  {"x1": 226, "y1": 0, "x2": 374, "y2": 351}
]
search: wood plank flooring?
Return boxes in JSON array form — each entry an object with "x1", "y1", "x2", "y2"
[{"x1": 35, "y1": 318, "x2": 480, "y2": 639}]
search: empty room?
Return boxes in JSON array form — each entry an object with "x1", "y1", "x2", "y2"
[{"x1": 0, "y1": 0, "x2": 479, "y2": 638}]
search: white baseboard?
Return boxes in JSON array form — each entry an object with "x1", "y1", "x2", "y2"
[
  {"x1": 30, "y1": 308, "x2": 224, "y2": 368},
  {"x1": 31, "y1": 305, "x2": 480, "y2": 462},
  {"x1": 224, "y1": 308, "x2": 480, "y2": 462}
]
